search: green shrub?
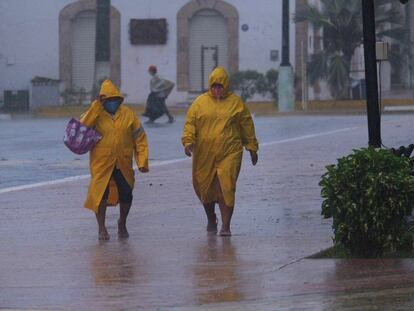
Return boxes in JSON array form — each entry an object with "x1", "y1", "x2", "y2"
[
  {"x1": 264, "y1": 69, "x2": 279, "y2": 103},
  {"x1": 320, "y1": 147, "x2": 414, "y2": 257},
  {"x1": 230, "y1": 69, "x2": 279, "y2": 103},
  {"x1": 230, "y1": 70, "x2": 266, "y2": 102},
  {"x1": 60, "y1": 88, "x2": 91, "y2": 105}
]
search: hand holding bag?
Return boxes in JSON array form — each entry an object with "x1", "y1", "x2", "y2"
[{"x1": 63, "y1": 118, "x2": 102, "y2": 155}]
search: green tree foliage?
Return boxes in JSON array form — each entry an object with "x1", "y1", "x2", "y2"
[
  {"x1": 60, "y1": 88, "x2": 90, "y2": 105},
  {"x1": 320, "y1": 147, "x2": 414, "y2": 257},
  {"x1": 264, "y1": 69, "x2": 279, "y2": 103},
  {"x1": 295, "y1": 0, "x2": 406, "y2": 99},
  {"x1": 230, "y1": 70, "x2": 267, "y2": 102},
  {"x1": 230, "y1": 69, "x2": 278, "y2": 103}
]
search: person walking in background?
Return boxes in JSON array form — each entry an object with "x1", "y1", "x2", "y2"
[
  {"x1": 182, "y1": 67, "x2": 259, "y2": 236},
  {"x1": 143, "y1": 65, "x2": 175, "y2": 124},
  {"x1": 81, "y1": 79, "x2": 149, "y2": 241}
]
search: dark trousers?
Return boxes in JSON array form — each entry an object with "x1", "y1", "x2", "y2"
[{"x1": 102, "y1": 168, "x2": 133, "y2": 204}]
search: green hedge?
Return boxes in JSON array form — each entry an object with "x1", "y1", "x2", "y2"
[
  {"x1": 320, "y1": 147, "x2": 414, "y2": 257},
  {"x1": 230, "y1": 69, "x2": 278, "y2": 103}
]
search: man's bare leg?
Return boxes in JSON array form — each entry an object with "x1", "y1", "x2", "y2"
[
  {"x1": 118, "y1": 202, "x2": 131, "y2": 238},
  {"x1": 96, "y1": 200, "x2": 109, "y2": 240},
  {"x1": 203, "y1": 202, "x2": 217, "y2": 233},
  {"x1": 214, "y1": 176, "x2": 234, "y2": 236}
]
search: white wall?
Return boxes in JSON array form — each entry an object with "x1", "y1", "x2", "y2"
[
  {"x1": 114, "y1": 0, "x2": 189, "y2": 104},
  {"x1": 0, "y1": 0, "x2": 296, "y2": 105},
  {"x1": 238, "y1": 0, "x2": 296, "y2": 72},
  {"x1": 116, "y1": 0, "x2": 296, "y2": 104},
  {"x1": 0, "y1": 0, "x2": 72, "y2": 93}
]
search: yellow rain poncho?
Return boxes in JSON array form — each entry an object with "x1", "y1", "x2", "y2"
[
  {"x1": 81, "y1": 80, "x2": 149, "y2": 213},
  {"x1": 182, "y1": 67, "x2": 258, "y2": 207}
]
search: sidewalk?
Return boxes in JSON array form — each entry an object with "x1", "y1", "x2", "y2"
[{"x1": 1, "y1": 117, "x2": 414, "y2": 310}]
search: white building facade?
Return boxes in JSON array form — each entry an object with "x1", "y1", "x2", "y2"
[{"x1": 0, "y1": 0, "x2": 296, "y2": 106}]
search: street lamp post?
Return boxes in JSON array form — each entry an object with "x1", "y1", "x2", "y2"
[
  {"x1": 93, "y1": 0, "x2": 111, "y2": 97},
  {"x1": 277, "y1": 0, "x2": 294, "y2": 112},
  {"x1": 362, "y1": 0, "x2": 381, "y2": 147}
]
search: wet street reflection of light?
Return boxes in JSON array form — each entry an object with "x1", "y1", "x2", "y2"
[
  {"x1": 193, "y1": 237, "x2": 243, "y2": 304},
  {"x1": 90, "y1": 241, "x2": 139, "y2": 286}
]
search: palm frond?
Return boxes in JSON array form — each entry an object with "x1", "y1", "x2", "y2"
[
  {"x1": 328, "y1": 54, "x2": 350, "y2": 99},
  {"x1": 294, "y1": 0, "x2": 408, "y2": 99},
  {"x1": 307, "y1": 52, "x2": 329, "y2": 85}
]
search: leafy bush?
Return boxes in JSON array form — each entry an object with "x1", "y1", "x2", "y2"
[
  {"x1": 60, "y1": 88, "x2": 91, "y2": 105},
  {"x1": 320, "y1": 147, "x2": 414, "y2": 257},
  {"x1": 264, "y1": 69, "x2": 279, "y2": 103},
  {"x1": 230, "y1": 70, "x2": 266, "y2": 102},
  {"x1": 230, "y1": 69, "x2": 279, "y2": 103}
]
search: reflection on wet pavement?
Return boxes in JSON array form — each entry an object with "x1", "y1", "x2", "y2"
[
  {"x1": 193, "y1": 236, "x2": 243, "y2": 304},
  {"x1": 90, "y1": 240, "x2": 138, "y2": 286}
]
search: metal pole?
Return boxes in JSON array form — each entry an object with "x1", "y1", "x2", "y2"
[
  {"x1": 281, "y1": 0, "x2": 291, "y2": 66},
  {"x1": 201, "y1": 45, "x2": 204, "y2": 92},
  {"x1": 278, "y1": 0, "x2": 294, "y2": 112},
  {"x1": 361, "y1": 0, "x2": 381, "y2": 147},
  {"x1": 301, "y1": 40, "x2": 308, "y2": 111},
  {"x1": 95, "y1": 0, "x2": 110, "y2": 62},
  {"x1": 92, "y1": 0, "x2": 111, "y2": 98},
  {"x1": 407, "y1": 2, "x2": 414, "y2": 91}
]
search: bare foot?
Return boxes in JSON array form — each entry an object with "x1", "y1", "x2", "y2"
[
  {"x1": 98, "y1": 229, "x2": 110, "y2": 241},
  {"x1": 118, "y1": 220, "x2": 129, "y2": 239},
  {"x1": 219, "y1": 229, "x2": 231, "y2": 237},
  {"x1": 206, "y1": 213, "x2": 218, "y2": 234},
  {"x1": 207, "y1": 220, "x2": 218, "y2": 234}
]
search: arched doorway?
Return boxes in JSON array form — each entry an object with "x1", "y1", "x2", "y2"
[
  {"x1": 59, "y1": 0, "x2": 121, "y2": 93},
  {"x1": 177, "y1": 0, "x2": 239, "y2": 92},
  {"x1": 189, "y1": 9, "x2": 228, "y2": 92}
]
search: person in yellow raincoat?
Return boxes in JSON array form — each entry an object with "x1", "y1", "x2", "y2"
[
  {"x1": 81, "y1": 79, "x2": 149, "y2": 240},
  {"x1": 182, "y1": 67, "x2": 258, "y2": 236}
]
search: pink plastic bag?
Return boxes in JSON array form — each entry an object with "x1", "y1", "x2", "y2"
[{"x1": 63, "y1": 118, "x2": 102, "y2": 154}]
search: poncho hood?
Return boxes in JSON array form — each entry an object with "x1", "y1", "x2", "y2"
[{"x1": 208, "y1": 67, "x2": 231, "y2": 98}]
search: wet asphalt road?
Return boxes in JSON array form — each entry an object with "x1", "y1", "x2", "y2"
[
  {"x1": 1, "y1": 113, "x2": 414, "y2": 310},
  {"x1": 0, "y1": 114, "x2": 371, "y2": 189}
]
